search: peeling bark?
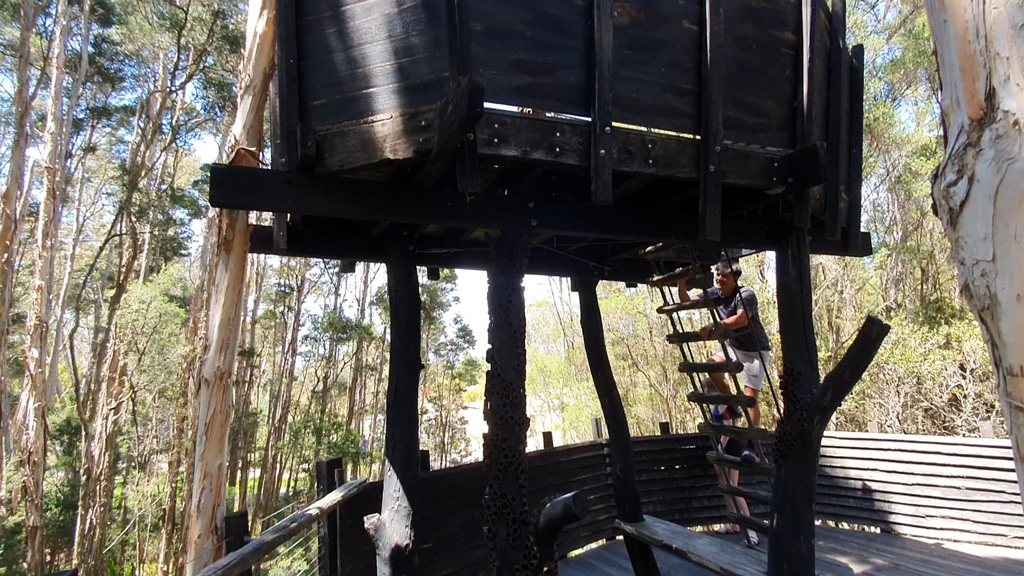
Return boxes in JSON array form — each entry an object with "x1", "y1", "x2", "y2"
[
  {"x1": 183, "y1": 0, "x2": 276, "y2": 572},
  {"x1": 924, "y1": 0, "x2": 1024, "y2": 498}
]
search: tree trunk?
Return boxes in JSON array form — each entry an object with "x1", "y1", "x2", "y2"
[
  {"x1": 183, "y1": 0, "x2": 275, "y2": 571},
  {"x1": 16, "y1": 0, "x2": 71, "y2": 571},
  {"x1": 364, "y1": 244, "x2": 421, "y2": 576},
  {"x1": 924, "y1": 0, "x2": 1024, "y2": 498},
  {"x1": 769, "y1": 231, "x2": 890, "y2": 576},
  {"x1": 0, "y1": 3, "x2": 39, "y2": 530},
  {"x1": 575, "y1": 279, "x2": 660, "y2": 576},
  {"x1": 481, "y1": 232, "x2": 537, "y2": 575}
]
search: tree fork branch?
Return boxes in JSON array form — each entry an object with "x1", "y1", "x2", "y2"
[{"x1": 814, "y1": 316, "x2": 891, "y2": 428}]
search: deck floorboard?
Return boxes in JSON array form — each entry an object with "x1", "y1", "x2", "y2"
[{"x1": 560, "y1": 518, "x2": 1024, "y2": 575}]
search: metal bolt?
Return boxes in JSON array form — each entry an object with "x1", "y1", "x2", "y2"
[
  {"x1": 787, "y1": 177, "x2": 794, "y2": 183},
  {"x1": 493, "y1": 138, "x2": 499, "y2": 143},
  {"x1": 466, "y1": 133, "x2": 474, "y2": 140},
  {"x1": 528, "y1": 201, "x2": 535, "y2": 208},
  {"x1": 648, "y1": 159, "x2": 653, "y2": 165},
  {"x1": 709, "y1": 165, "x2": 716, "y2": 172},
  {"x1": 599, "y1": 149, "x2": 606, "y2": 156},
  {"x1": 556, "y1": 132, "x2": 561, "y2": 137},
  {"x1": 714, "y1": 146, "x2": 720, "y2": 152},
  {"x1": 530, "y1": 219, "x2": 538, "y2": 226},
  {"x1": 495, "y1": 123, "x2": 499, "y2": 128},
  {"x1": 773, "y1": 162, "x2": 779, "y2": 167},
  {"x1": 604, "y1": 126, "x2": 611, "y2": 133},
  {"x1": 555, "y1": 147, "x2": 560, "y2": 152}
]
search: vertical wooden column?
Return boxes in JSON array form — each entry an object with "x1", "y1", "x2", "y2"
[
  {"x1": 591, "y1": 0, "x2": 613, "y2": 205},
  {"x1": 364, "y1": 244, "x2": 421, "y2": 576},
  {"x1": 698, "y1": 0, "x2": 724, "y2": 240},
  {"x1": 770, "y1": 234, "x2": 890, "y2": 576},
  {"x1": 316, "y1": 456, "x2": 345, "y2": 576},
  {"x1": 574, "y1": 279, "x2": 660, "y2": 576},
  {"x1": 482, "y1": 232, "x2": 537, "y2": 575}
]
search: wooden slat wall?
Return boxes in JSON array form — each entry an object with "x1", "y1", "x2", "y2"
[
  {"x1": 294, "y1": 0, "x2": 836, "y2": 151},
  {"x1": 633, "y1": 434, "x2": 770, "y2": 527},
  {"x1": 332, "y1": 432, "x2": 1022, "y2": 575},
  {"x1": 336, "y1": 442, "x2": 613, "y2": 576},
  {"x1": 295, "y1": 0, "x2": 450, "y2": 129},
  {"x1": 817, "y1": 432, "x2": 1024, "y2": 548}
]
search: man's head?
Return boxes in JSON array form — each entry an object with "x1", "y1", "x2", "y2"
[{"x1": 714, "y1": 260, "x2": 741, "y2": 294}]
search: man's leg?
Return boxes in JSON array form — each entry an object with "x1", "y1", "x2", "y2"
[
  {"x1": 708, "y1": 352, "x2": 730, "y2": 395},
  {"x1": 742, "y1": 386, "x2": 760, "y2": 428}
]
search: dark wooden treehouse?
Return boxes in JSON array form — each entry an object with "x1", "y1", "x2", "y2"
[{"x1": 205, "y1": 1, "x2": 1024, "y2": 575}]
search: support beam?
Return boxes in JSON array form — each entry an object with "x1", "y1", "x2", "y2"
[
  {"x1": 699, "y1": 0, "x2": 724, "y2": 240},
  {"x1": 591, "y1": 0, "x2": 613, "y2": 205},
  {"x1": 364, "y1": 241, "x2": 421, "y2": 576},
  {"x1": 482, "y1": 232, "x2": 536, "y2": 575},
  {"x1": 575, "y1": 279, "x2": 661, "y2": 576},
  {"x1": 769, "y1": 229, "x2": 890, "y2": 576}
]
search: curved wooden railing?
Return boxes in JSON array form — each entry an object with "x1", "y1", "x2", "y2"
[
  {"x1": 207, "y1": 433, "x2": 1021, "y2": 576},
  {"x1": 198, "y1": 478, "x2": 367, "y2": 576}
]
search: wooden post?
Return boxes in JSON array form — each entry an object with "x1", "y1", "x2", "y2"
[
  {"x1": 419, "y1": 449, "x2": 431, "y2": 472},
  {"x1": 575, "y1": 279, "x2": 661, "y2": 576},
  {"x1": 482, "y1": 232, "x2": 536, "y2": 575},
  {"x1": 658, "y1": 422, "x2": 671, "y2": 435},
  {"x1": 542, "y1": 431, "x2": 554, "y2": 449},
  {"x1": 316, "y1": 457, "x2": 344, "y2": 576},
  {"x1": 224, "y1": 511, "x2": 253, "y2": 576},
  {"x1": 769, "y1": 230, "x2": 890, "y2": 576},
  {"x1": 364, "y1": 243, "x2": 421, "y2": 575}
]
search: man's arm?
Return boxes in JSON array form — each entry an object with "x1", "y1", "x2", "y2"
[{"x1": 677, "y1": 279, "x2": 695, "y2": 303}]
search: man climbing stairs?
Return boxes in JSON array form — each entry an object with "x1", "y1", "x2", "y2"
[{"x1": 645, "y1": 252, "x2": 775, "y2": 548}]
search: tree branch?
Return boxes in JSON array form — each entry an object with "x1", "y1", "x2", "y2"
[{"x1": 813, "y1": 316, "x2": 891, "y2": 428}]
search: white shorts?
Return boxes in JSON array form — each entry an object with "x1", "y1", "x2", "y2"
[{"x1": 718, "y1": 343, "x2": 770, "y2": 391}]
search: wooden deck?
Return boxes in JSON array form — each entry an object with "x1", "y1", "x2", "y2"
[{"x1": 562, "y1": 517, "x2": 1024, "y2": 575}]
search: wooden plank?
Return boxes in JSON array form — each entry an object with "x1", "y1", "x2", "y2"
[
  {"x1": 698, "y1": 422, "x2": 773, "y2": 442},
  {"x1": 819, "y1": 465, "x2": 1021, "y2": 495},
  {"x1": 818, "y1": 446, "x2": 1018, "y2": 472},
  {"x1": 815, "y1": 493, "x2": 1024, "y2": 529},
  {"x1": 679, "y1": 361, "x2": 743, "y2": 374},
  {"x1": 699, "y1": 0, "x2": 724, "y2": 240},
  {"x1": 820, "y1": 436, "x2": 1014, "y2": 459},
  {"x1": 686, "y1": 392, "x2": 756, "y2": 408},
  {"x1": 824, "y1": 430, "x2": 1013, "y2": 448},
  {"x1": 824, "y1": 0, "x2": 847, "y2": 239},
  {"x1": 616, "y1": 516, "x2": 767, "y2": 576},
  {"x1": 656, "y1": 299, "x2": 720, "y2": 314},
  {"x1": 818, "y1": 455, "x2": 1020, "y2": 482},
  {"x1": 707, "y1": 453, "x2": 774, "y2": 476},
  {"x1": 591, "y1": 0, "x2": 613, "y2": 205},
  {"x1": 275, "y1": 0, "x2": 300, "y2": 170},
  {"x1": 816, "y1": 475, "x2": 1023, "y2": 506},
  {"x1": 846, "y1": 44, "x2": 865, "y2": 251}
]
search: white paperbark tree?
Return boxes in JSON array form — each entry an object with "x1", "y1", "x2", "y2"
[
  {"x1": 924, "y1": 0, "x2": 1024, "y2": 497},
  {"x1": 183, "y1": 0, "x2": 276, "y2": 572}
]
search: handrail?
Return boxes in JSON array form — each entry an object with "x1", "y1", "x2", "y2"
[{"x1": 198, "y1": 478, "x2": 368, "y2": 576}]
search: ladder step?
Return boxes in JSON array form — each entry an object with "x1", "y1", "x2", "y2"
[
  {"x1": 726, "y1": 512, "x2": 772, "y2": 536},
  {"x1": 647, "y1": 265, "x2": 707, "y2": 287},
  {"x1": 698, "y1": 422, "x2": 773, "y2": 442},
  {"x1": 718, "y1": 484, "x2": 772, "y2": 506},
  {"x1": 667, "y1": 329, "x2": 731, "y2": 344},
  {"x1": 639, "y1": 242, "x2": 682, "y2": 259},
  {"x1": 707, "y1": 452, "x2": 774, "y2": 476},
  {"x1": 686, "y1": 392, "x2": 755, "y2": 408},
  {"x1": 679, "y1": 361, "x2": 743, "y2": 374},
  {"x1": 656, "y1": 298, "x2": 720, "y2": 315}
]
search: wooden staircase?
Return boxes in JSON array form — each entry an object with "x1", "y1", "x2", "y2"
[{"x1": 646, "y1": 255, "x2": 773, "y2": 548}]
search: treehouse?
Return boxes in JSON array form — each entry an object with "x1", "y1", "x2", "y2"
[{"x1": 204, "y1": 1, "x2": 1024, "y2": 575}]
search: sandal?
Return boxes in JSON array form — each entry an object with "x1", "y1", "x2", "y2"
[{"x1": 715, "y1": 524, "x2": 740, "y2": 535}]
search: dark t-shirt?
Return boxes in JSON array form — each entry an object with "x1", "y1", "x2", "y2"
[{"x1": 708, "y1": 286, "x2": 771, "y2": 352}]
